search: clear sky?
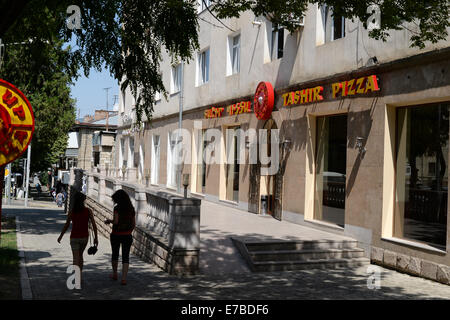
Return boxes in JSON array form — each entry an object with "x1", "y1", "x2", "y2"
[
  {"x1": 66, "y1": 35, "x2": 119, "y2": 120},
  {"x1": 70, "y1": 68, "x2": 119, "y2": 120}
]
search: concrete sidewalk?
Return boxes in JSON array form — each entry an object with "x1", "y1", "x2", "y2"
[
  {"x1": 199, "y1": 200, "x2": 355, "y2": 275},
  {"x1": 4, "y1": 201, "x2": 450, "y2": 300},
  {"x1": 2, "y1": 198, "x2": 60, "y2": 209}
]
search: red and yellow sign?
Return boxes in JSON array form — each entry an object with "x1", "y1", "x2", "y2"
[
  {"x1": 204, "y1": 100, "x2": 252, "y2": 119},
  {"x1": 253, "y1": 81, "x2": 274, "y2": 120},
  {"x1": 331, "y1": 75, "x2": 380, "y2": 98},
  {"x1": 282, "y1": 86, "x2": 324, "y2": 107},
  {"x1": 0, "y1": 79, "x2": 34, "y2": 167},
  {"x1": 227, "y1": 101, "x2": 252, "y2": 116},
  {"x1": 283, "y1": 75, "x2": 380, "y2": 107},
  {"x1": 204, "y1": 107, "x2": 225, "y2": 119}
]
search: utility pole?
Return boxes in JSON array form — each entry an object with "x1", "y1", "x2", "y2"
[
  {"x1": 24, "y1": 143, "x2": 31, "y2": 207},
  {"x1": 0, "y1": 165, "x2": 4, "y2": 240},
  {"x1": 6, "y1": 163, "x2": 11, "y2": 205},
  {"x1": 104, "y1": 87, "x2": 111, "y2": 132},
  {"x1": 0, "y1": 38, "x2": 4, "y2": 69},
  {"x1": 22, "y1": 157, "x2": 27, "y2": 190}
]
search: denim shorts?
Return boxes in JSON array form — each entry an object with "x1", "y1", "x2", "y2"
[{"x1": 70, "y1": 237, "x2": 88, "y2": 251}]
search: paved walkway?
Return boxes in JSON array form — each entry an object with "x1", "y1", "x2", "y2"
[
  {"x1": 3, "y1": 200, "x2": 450, "y2": 300},
  {"x1": 199, "y1": 201, "x2": 356, "y2": 275}
]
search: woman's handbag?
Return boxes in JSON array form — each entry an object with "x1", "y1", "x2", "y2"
[{"x1": 87, "y1": 219, "x2": 98, "y2": 255}]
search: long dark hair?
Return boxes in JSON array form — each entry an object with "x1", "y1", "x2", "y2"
[
  {"x1": 72, "y1": 191, "x2": 86, "y2": 213},
  {"x1": 112, "y1": 189, "x2": 135, "y2": 216}
]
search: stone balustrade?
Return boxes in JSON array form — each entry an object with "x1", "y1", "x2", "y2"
[{"x1": 68, "y1": 168, "x2": 201, "y2": 275}]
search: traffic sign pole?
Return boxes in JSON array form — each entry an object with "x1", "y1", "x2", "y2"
[
  {"x1": 24, "y1": 143, "x2": 31, "y2": 207},
  {"x1": 6, "y1": 163, "x2": 11, "y2": 205},
  {"x1": 0, "y1": 165, "x2": 5, "y2": 241}
]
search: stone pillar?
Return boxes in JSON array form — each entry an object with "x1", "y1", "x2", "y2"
[
  {"x1": 98, "y1": 173, "x2": 106, "y2": 205},
  {"x1": 87, "y1": 173, "x2": 94, "y2": 198},
  {"x1": 127, "y1": 167, "x2": 137, "y2": 182},
  {"x1": 69, "y1": 168, "x2": 75, "y2": 186},
  {"x1": 114, "y1": 179, "x2": 122, "y2": 193},
  {"x1": 134, "y1": 187, "x2": 148, "y2": 227},
  {"x1": 168, "y1": 198, "x2": 201, "y2": 274}
]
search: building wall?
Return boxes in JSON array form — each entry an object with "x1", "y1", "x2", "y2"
[
  {"x1": 113, "y1": 3, "x2": 450, "y2": 277},
  {"x1": 117, "y1": 4, "x2": 450, "y2": 125}
]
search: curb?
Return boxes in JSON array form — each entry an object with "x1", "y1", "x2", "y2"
[{"x1": 15, "y1": 216, "x2": 33, "y2": 300}]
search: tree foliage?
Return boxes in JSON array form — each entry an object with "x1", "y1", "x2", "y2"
[
  {"x1": 0, "y1": 0, "x2": 448, "y2": 128},
  {"x1": 0, "y1": 40, "x2": 76, "y2": 172}
]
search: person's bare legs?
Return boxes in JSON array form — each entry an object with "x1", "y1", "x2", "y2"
[
  {"x1": 111, "y1": 260, "x2": 119, "y2": 279},
  {"x1": 110, "y1": 234, "x2": 119, "y2": 280},
  {"x1": 72, "y1": 250, "x2": 82, "y2": 286},
  {"x1": 72, "y1": 250, "x2": 79, "y2": 268},
  {"x1": 78, "y1": 242, "x2": 87, "y2": 283},
  {"x1": 122, "y1": 263, "x2": 129, "y2": 283}
]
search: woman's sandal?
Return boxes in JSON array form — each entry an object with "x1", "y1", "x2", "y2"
[
  {"x1": 109, "y1": 274, "x2": 118, "y2": 281},
  {"x1": 121, "y1": 280, "x2": 127, "y2": 286}
]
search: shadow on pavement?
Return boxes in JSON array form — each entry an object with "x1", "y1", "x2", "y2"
[{"x1": 4, "y1": 206, "x2": 450, "y2": 300}]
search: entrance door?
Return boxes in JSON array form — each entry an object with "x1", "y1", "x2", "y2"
[
  {"x1": 261, "y1": 119, "x2": 281, "y2": 219},
  {"x1": 314, "y1": 114, "x2": 347, "y2": 227},
  {"x1": 248, "y1": 161, "x2": 261, "y2": 214}
]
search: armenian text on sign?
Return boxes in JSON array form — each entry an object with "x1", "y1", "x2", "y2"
[
  {"x1": 0, "y1": 80, "x2": 35, "y2": 167},
  {"x1": 227, "y1": 101, "x2": 251, "y2": 115},
  {"x1": 204, "y1": 100, "x2": 252, "y2": 119}
]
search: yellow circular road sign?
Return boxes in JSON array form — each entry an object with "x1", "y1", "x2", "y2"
[
  {"x1": 4, "y1": 168, "x2": 9, "y2": 178},
  {"x1": 0, "y1": 79, "x2": 35, "y2": 167}
]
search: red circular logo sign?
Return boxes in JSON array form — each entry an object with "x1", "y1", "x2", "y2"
[
  {"x1": 253, "y1": 82, "x2": 274, "y2": 120},
  {"x1": 0, "y1": 79, "x2": 35, "y2": 167}
]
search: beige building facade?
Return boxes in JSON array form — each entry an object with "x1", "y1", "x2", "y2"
[{"x1": 114, "y1": 3, "x2": 450, "y2": 282}]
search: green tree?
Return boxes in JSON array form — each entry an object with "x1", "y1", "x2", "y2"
[
  {"x1": 0, "y1": 0, "x2": 448, "y2": 125},
  {"x1": 0, "y1": 40, "x2": 76, "y2": 172}
]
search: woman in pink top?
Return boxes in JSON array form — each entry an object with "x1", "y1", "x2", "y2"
[{"x1": 58, "y1": 192, "x2": 98, "y2": 279}]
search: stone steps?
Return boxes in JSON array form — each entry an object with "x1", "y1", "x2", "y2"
[
  {"x1": 244, "y1": 239, "x2": 359, "y2": 251},
  {"x1": 250, "y1": 248, "x2": 365, "y2": 262},
  {"x1": 232, "y1": 238, "x2": 369, "y2": 272},
  {"x1": 252, "y1": 257, "x2": 370, "y2": 272}
]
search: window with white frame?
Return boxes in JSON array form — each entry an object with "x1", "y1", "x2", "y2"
[
  {"x1": 128, "y1": 136, "x2": 135, "y2": 168},
  {"x1": 151, "y1": 135, "x2": 160, "y2": 185},
  {"x1": 120, "y1": 89, "x2": 126, "y2": 113},
  {"x1": 196, "y1": 129, "x2": 207, "y2": 194},
  {"x1": 171, "y1": 63, "x2": 182, "y2": 94},
  {"x1": 271, "y1": 24, "x2": 284, "y2": 60},
  {"x1": 197, "y1": 0, "x2": 211, "y2": 13},
  {"x1": 138, "y1": 143, "x2": 144, "y2": 182},
  {"x1": 227, "y1": 34, "x2": 240, "y2": 75},
  {"x1": 198, "y1": 49, "x2": 210, "y2": 85},
  {"x1": 320, "y1": 4, "x2": 345, "y2": 43},
  {"x1": 120, "y1": 138, "x2": 126, "y2": 168},
  {"x1": 167, "y1": 131, "x2": 179, "y2": 188}
]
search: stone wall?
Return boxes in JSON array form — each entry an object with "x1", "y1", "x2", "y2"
[
  {"x1": 69, "y1": 168, "x2": 201, "y2": 275},
  {"x1": 371, "y1": 246, "x2": 450, "y2": 285}
]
